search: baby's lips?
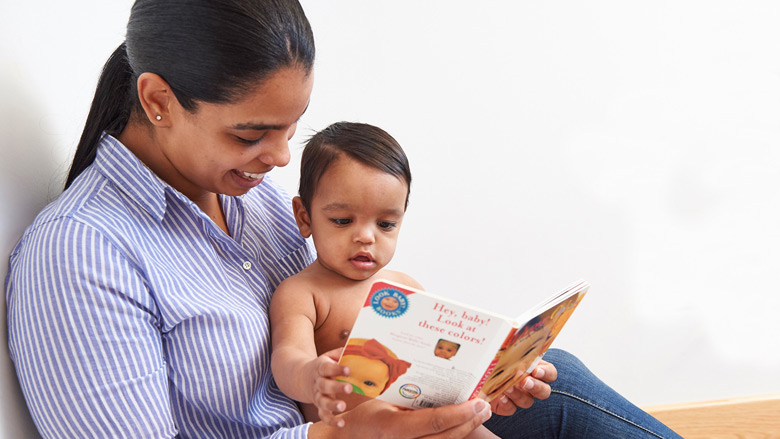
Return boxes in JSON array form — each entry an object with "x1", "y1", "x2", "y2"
[{"x1": 351, "y1": 254, "x2": 372, "y2": 262}]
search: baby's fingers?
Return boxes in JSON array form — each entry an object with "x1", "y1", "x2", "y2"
[
  {"x1": 317, "y1": 359, "x2": 349, "y2": 379},
  {"x1": 315, "y1": 394, "x2": 348, "y2": 427},
  {"x1": 315, "y1": 375, "x2": 352, "y2": 398}
]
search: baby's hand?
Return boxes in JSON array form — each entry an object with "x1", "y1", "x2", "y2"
[{"x1": 308, "y1": 348, "x2": 352, "y2": 427}]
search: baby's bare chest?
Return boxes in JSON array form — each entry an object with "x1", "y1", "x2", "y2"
[{"x1": 312, "y1": 296, "x2": 364, "y2": 355}]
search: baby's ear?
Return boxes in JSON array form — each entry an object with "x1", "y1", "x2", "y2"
[{"x1": 292, "y1": 197, "x2": 312, "y2": 238}]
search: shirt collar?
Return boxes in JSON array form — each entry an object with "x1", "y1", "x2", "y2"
[
  {"x1": 93, "y1": 133, "x2": 169, "y2": 223},
  {"x1": 93, "y1": 133, "x2": 247, "y2": 229}
]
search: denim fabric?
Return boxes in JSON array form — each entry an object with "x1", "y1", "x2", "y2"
[{"x1": 483, "y1": 349, "x2": 683, "y2": 438}]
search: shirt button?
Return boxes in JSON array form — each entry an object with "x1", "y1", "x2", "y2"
[{"x1": 242, "y1": 261, "x2": 252, "y2": 271}]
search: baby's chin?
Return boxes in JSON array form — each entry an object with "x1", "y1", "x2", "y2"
[{"x1": 326, "y1": 264, "x2": 383, "y2": 282}]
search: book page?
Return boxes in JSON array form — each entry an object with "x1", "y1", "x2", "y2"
[
  {"x1": 476, "y1": 281, "x2": 588, "y2": 401},
  {"x1": 339, "y1": 280, "x2": 513, "y2": 409}
]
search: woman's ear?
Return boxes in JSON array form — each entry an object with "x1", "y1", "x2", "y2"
[
  {"x1": 292, "y1": 196, "x2": 312, "y2": 238},
  {"x1": 136, "y1": 72, "x2": 174, "y2": 126}
]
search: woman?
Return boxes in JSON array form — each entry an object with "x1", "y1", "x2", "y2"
[{"x1": 5, "y1": 1, "x2": 680, "y2": 438}]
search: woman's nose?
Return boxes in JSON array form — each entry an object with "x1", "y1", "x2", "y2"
[{"x1": 257, "y1": 132, "x2": 291, "y2": 167}]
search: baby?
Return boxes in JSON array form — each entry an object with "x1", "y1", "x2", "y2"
[
  {"x1": 434, "y1": 339, "x2": 461, "y2": 360},
  {"x1": 269, "y1": 122, "x2": 498, "y2": 438}
]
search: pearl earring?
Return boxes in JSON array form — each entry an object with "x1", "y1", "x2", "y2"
[{"x1": 155, "y1": 115, "x2": 162, "y2": 121}]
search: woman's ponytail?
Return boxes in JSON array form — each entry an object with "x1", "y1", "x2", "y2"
[{"x1": 64, "y1": 43, "x2": 133, "y2": 190}]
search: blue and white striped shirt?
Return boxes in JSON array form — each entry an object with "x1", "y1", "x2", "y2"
[{"x1": 6, "y1": 134, "x2": 315, "y2": 439}]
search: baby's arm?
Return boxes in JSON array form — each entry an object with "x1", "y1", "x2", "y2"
[{"x1": 269, "y1": 278, "x2": 352, "y2": 426}]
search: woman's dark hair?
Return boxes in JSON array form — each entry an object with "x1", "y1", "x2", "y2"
[
  {"x1": 65, "y1": 0, "x2": 315, "y2": 189},
  {"x1": 299, "y1": 122, "x2": 412, "y2": 213}
]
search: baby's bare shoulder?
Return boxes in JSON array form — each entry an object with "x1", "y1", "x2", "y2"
[
  {"x1": 269, "y1": 273, "x2": 322, "y2": 319},
  {"x1": 377, "y1": 269, "x2": 424, "y2": 289},
  {"x1": 272, "y1": 269, "x2": 345, "y2": 321},
  {"x1": 274, "y1": 272, "x2": 314, "y2": 299}
]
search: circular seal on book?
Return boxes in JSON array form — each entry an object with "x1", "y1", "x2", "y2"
[
  {"x1": 399, "y1": 383, "x2": 421, "y2": 399},
  {"x1": 370, "y1": 287, "x2": 409, "y2": 318}
]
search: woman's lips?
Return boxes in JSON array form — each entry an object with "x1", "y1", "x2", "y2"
[
  {"x1": 230, "y1": 169, "x2": 266, "y2": 188},
  {"x1": 236, "y1": 169, "x2": 267, "y2": 181}
]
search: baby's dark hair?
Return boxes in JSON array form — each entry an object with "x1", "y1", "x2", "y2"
[{"x1": 298, "y1": 122, "x2": 412, "y2": 213}]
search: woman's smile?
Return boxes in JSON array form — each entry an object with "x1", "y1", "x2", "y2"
[
  {"x1": 239, "y1": 170, "x2": 268, "y2": 180},
  {"x1": 230, "y1": 169, "x2": 266, "y2": 189}
]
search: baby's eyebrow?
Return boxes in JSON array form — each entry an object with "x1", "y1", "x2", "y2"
[
  {"x1": 320, "y1": 203, "x2": 404, "y2": 217},
  {"x1": 381, "y1": 208, "x2": 405, "y2": 216},
  {"x1": 322, "y1": 202, "x2": 351, "y2": 211}
]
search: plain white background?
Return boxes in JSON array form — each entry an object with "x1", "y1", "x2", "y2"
[{"x1": 2, "y1": 1, "x2": 779, "y2": 437}]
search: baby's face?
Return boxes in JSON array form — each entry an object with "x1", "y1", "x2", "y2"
[
  {"x1": 434, "y1": 341, "x2": 458, "y2": 359},
  {"x1": 380, "y1": 296, "x2": 399, "y2": 310},
  {"x1": 481, "y1": 332, "x2": 549, "y2": 398},
  {"x1": 339, "y1": 354, "x2": 390, "y2": 398},
  {"x1": 303, "y1": 155, "x2": 408, "y2": 281}
]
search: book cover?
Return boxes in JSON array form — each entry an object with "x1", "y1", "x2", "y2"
[{"x1": 337, "y1": 279, "x2": 588, "y2": 409}]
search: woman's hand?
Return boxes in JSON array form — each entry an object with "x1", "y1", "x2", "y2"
[
  {"x1": 489, "y1": 359, "x2": 558, "y2": 416},
  {"x1": 308, "y1": 398, "x2": 492, "y2": 439}
]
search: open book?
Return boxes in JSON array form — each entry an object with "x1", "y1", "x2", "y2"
[{"x1": 336, "y1": 279, "x2": 588, "y2": 409}]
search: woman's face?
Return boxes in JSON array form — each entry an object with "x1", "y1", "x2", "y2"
[{"x1": 158, "y1": 66, "x2": 313, "y2": 200}]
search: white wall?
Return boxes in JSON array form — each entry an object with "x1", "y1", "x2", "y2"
[{"x1": 2, "y1": 1, "x2": 779, "y2": 436}]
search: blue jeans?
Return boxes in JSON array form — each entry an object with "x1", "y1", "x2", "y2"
[{"x1": 483, "y1": 349, "x2": 682, "y2": 438}]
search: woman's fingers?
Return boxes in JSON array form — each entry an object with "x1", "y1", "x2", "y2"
[
  {"x1": 318, "y1": 398, "x2": 491, "y2": 439},
  {"x1": 533, "y1": 360, "x2": 558, "y2": 383},
  {"x1": 489, "y1": 393, "x2": 519, "y2": 416},
  {"x1": 491, "y1": 359, "x2": 559, "y2": 413}
]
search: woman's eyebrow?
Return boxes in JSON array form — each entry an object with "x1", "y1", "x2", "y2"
[
  {"x1": 231, "y1": 101, "x2": 310, "y2": 131},
  {"x1": 231, "y1": 122, "x2": 286, "y2": 131}
]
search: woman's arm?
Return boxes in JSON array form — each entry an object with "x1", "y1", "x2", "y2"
[{"x1": 6, "y1": 220, "x2": 177, "y2": 439}]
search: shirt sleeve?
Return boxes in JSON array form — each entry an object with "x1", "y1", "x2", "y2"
[
  {"x1": 268, "y1": 423, "x2": 312, "y2": 439},
  {"x1": 6, "y1": 219, "x2": 178, "y2": 439}
]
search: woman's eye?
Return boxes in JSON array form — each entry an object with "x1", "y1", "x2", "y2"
[
  {"x1": 330, "y1": 218, "x2": 351, "y2": 226},
  {"x1": 235, "y1": 133, "x2": 266, "y2": 146},
  {"x1": 377, "y1": 221, "x2": 396, "y2": 230}
]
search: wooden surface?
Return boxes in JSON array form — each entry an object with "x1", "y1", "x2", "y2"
[{"x1": 645, "y1": 394, "x2": 780, "y2": 439}]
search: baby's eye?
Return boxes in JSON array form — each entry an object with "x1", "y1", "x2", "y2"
[
  {"x1": 330, "y1": 218, "x2": 352, "y2": 226},
  {"x1": 363, "y1": 380, "x2": 377, "y2": 387},
  {"x1": 377, "y1": 221, "x2": 396, "y2": 231}
]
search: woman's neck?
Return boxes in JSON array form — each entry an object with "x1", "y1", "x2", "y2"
[{"x1": 118, "y1": 122, "x2": 231, "y2": 236}]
